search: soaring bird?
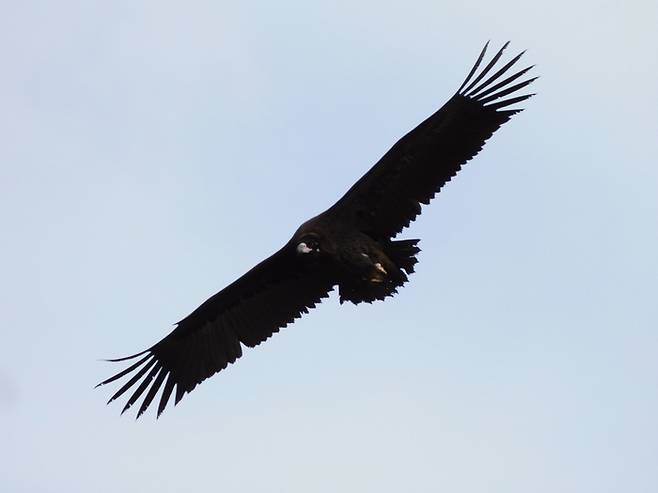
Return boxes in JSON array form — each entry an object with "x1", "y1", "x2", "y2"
[{"x1": 98, "y1": 42, "x2": 536, "y2": 418}]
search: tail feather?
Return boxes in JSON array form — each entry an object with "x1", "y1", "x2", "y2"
[
  {"x1": 338, "y1": 239, "x2": 421, "y2": 305},
  {"x1": 385, "y1": 238, "x2": 421, "y2": 275}
]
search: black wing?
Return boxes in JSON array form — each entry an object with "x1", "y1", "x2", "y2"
[
  {"x1": 97, "y1": 242, "x2": 335, "y2": 418},
  {"x1": 328, "y1": 41, "x2": 537, "y2": 240}
]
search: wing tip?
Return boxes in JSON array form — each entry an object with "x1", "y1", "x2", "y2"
[
  {"x1": 457, "y1": 41, "x2": 537, "y2": 111},
  {"x1": 97, "y1": 350, "x2": 171, "y2": 419}
]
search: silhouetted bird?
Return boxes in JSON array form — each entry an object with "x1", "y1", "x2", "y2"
[{"x1": 98, "y1": 42, "x2": 536, "y2": 418}]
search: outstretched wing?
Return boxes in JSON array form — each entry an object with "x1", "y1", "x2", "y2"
[
  {"x1": 97, "y1": 242, "x2": 335, "y2": 418},
  {"x1": 329, "y1": 42, "x2": 537, "y2": 240}
]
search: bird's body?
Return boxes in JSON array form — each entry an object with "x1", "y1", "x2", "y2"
[
  {"x1": 98, "y1": 42, "x2": 537, "y2": 418},
  {"x1": 294, "y1": 215, "x2": 417, "y2": 303}
]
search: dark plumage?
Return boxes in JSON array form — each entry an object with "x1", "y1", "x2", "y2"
[{"x1": 98, "y1": 42, "x2": 536, "y2": 418}]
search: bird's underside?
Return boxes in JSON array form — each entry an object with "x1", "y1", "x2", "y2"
[{"x1": 98, "y1": 41, "x2": 537, "y2": 418}]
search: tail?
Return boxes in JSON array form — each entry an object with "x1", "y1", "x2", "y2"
[
  {"x1": 385, "y1": 238, "x2": 421, "y2": 275},
  {"x1": 338, "y1": 239, "x2": 421, "y2": 305}
]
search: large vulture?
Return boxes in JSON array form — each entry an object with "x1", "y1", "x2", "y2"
[{"x1": 98, "y1": 42, "x2": 536, "y2": 418}]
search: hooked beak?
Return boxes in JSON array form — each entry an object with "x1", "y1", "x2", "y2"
[{"x1": 296, "y1": 242, "x2": 313, "y2": 254}]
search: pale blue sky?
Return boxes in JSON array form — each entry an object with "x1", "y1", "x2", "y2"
[{"x1": 2, "y1": 1, "x2": 657, "y2": 492}]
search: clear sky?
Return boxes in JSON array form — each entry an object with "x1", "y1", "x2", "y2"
[{"x1": 2, "y1": 1, "x2": 657, "y2": 492}]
